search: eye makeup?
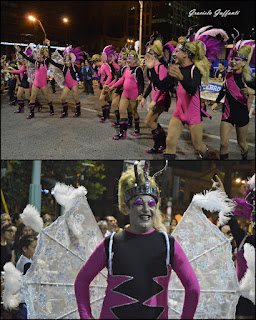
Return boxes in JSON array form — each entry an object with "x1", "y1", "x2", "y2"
[{"x1": 133, "y1": 198, "x2": 156, "y2": 206}]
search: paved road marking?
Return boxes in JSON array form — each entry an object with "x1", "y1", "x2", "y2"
[{"x1": 81, "y1": 107, "x2": 255, "y2": 148}]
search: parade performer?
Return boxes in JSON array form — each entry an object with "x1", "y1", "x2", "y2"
[
  {"x1": 75, "y1": 161, "x2": 200, "y2": 319},
  {"x1": 212, "y1": 174, "x2": 255, "y2": 318},
  {"x1": 92, "y1": 54, "x2": 103, "y2": 90},
  {"x1": 109, "y1": 50, "x2": 144, "y2": 139},
  {"x1": 107, "y1": 49, "x2": 129, "y2": 127},
  {"x1": 46, "y1": 40, "x2": 84, "y2": 118},
  {"x1": 141, "y1": 39, "x2": 170, "y2": 154},
  {"x1": 99, "y1": 45, "x2": 119, "y2": 123},
  {"x1": 145, "y1": 26, "x2": 228, "y2": 160},
  {"x1": 14, "y1": 43, "x2": 55, "y2": 119},
  {"x1": 212, "y1": 35, "x2": 255, "y2": 160},
  {"x1": 3, "y1": 53, "x2": 31, "y2": 113}
]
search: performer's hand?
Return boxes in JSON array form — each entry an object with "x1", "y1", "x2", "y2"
[
  {"x1": 168, "y1": 65, "x2": 184, "y2": 81},
  {"x1": 14, "y1": 45, "x2": 21, "y2": 52},
  {"x1": 109, "y1": 86, "x2": 115, "y2": 91},
  {"x1": 140, "y1": 97, "x2": 145, "y2": 108},
  {"x1": 149, "y1": 101, "x2": 156, "y2": 110},
  {"x1": 45, "y1": 39, "x2": 50, "y2": 46},
  {"x1": 211, "y1": 103, "x2": 218, "y2": 112},
  {"x1": 145, "y1": 54, "x2": 154, "y2": 69},
  {"x1": 211, "y1": 175, "x2": 225, "y2": 193},
  {"x1": 241, "y1": 87, "x2": 255, "y2": 96},
  {"x1": 136, "y1": 95, "x2": 143, "y2": 102}
]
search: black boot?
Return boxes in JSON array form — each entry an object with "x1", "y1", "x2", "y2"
[
  {"x1": 199, "y1": 148, "x2": 210, "y2": 160},
  {"x1": 73, "y1": 102, "x2": 81, "y2": 118},
  {"x1": 220, "y1": 153, "x2": 229, "y2": 160},
  {"x1": 14, "y1": 100, "x2": 24, "y2": 113},
  {"x1": 128, "y1": 112, "x2": 133, "y2": 128},
  {"x1": 27, "y1": 103, "x2": 35, "y2": 119},
  {"x1": 100, "y1": 106, "x2": 107, "y2": 123},
  {"x1": 106, "y1": 103, "x2": 111, "y2": 120},
  {"x1": 133, "y1": 118, "x2": 140, "y2": 136},
  {"x1": 112, "y1": 110, "x2": 120, "y2": 127},
  {"x1": 113, "y1": 118, "x2": 128, "y2": 140},
  {"x1": 164, "y1": 153, "x2": 176, "y2": 161},
  {"x1": 35, "y1": 99, "x2": 42, "y2": 112},
  {"x1": 48, "y1": 102, "x2": 54, "y2": 116},
  {"x1": 60, "y1": 102, "x2": 68, "y2": 118},
  {"x1": 146, "y1": 124, "x2": 166, "y2": 154},
  {"x1": 241, "y1": 148, "x2": 249, "y2": 160}
]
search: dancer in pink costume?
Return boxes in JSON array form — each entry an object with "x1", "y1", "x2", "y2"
[
  {"x1": 46, "y1": 40, "x2": 83, "y2": 118},
  {"x1": 141, "y1": 39, "x2": 170, "y2": 154},
  {"x1": 109, "y1": 49, "x2": 144, "y2": 139},
  {"x1": 14, "y1": 42, "x2": 54, "y2": 119},
  {"x1": 145, "y1": 26, "x2": 228, "y2": 160},
  {"x1": 212, "y1": 35, "x2": 255, "y2": 160},
  {"x1": 75, "y1": 162, "x2": 200, "y2": 319},
  {"x1": 99, "y1": 46, "x2": 119, "y2": 123}
]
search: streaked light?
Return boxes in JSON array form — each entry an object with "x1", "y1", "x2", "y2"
[{"x1": 1, "y1": 41, "x2": 65, "y2": 50}]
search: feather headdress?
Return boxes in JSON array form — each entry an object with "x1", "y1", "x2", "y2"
[
  {"x1": 101, "y1": 45, "x2": 117, "y2": 63},
  {"x1": 227, "y1": 39, "x2": 255, "y2": 65},
  {"x1": 63, "y1": 45, "x2": 83, "y2": 64},
  {"x1": 191, "y1": 25, "x2": 229, "y2": 62}
]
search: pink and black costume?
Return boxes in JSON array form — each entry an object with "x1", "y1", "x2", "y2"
[
  {"x1": 113, "y1": 65, "x2": 144, "y2": 137},
  {"x1": 8, "y1": 64, "x2": 31, "y2": 113},
  {"x1": 75, "y1": 229, "x2": 200, "y2": 319},
  {"x1": 108, "y1": 64, "x2": 129, "y2": 127},
  {"x1": 215, "y1": 71, "x2": 255, "y2": 159},
  {"x1": 20, "y1": 49, "x2": 54, "y2": 117},
  {"x1": 143, "y1": 62, "x2": 170, "y2": 153},
  {"x1": 47, "y1": 46, "x2": 83, "y2": 117}
]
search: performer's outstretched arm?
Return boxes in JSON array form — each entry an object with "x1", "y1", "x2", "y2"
[
  {"x1": 172, "y1": 239, "x2": 200, "y2": 319},
  {"x1": 74, "y1": 239, "x2": 106, "y2": 319}
]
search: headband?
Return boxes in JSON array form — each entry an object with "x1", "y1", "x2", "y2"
[
  {"x1": 123, "y1": 161, "x2": 168, "y2": 204},
  {"x1": 177, "y1": 43, "x2": 194, "y2": 56},
  {"x1": 1, "y1": 221, "x2": 10, "y2": 230}
]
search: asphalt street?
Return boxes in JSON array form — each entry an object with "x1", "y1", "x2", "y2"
[{"x1": 1, "y1": 84, "x2": 255, "y2": 160}]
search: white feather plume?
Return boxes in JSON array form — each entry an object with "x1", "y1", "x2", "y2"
[
  {"x1": 192, "y1": 189, "x2": 236, "y2": 226},
  {"x1": 247, "y1": 174, "x2": 255, "y2": 190},
  {"x1": 239, "y1": 243, "x2": 255, "y2": 304},
  {"x1": 21, "y1": 204, "x2": 43, "y2": 232},
  {"x1": 199, "y1": 28, "x2": 229, "y2": 42},
  {"x1": 194, "y1": 25, "x2": 213, "y2": 40},
  {"x1": 53, "y1": 182, "x2": 87, "y2": 210},
  {"x1": 2, "y1": 262, "x2": 23, "y2": 310},
  {"x1": 134, "y1": 40, "x2": 140, "y2": 53}
]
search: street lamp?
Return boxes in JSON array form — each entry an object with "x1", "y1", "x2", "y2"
[
  {"x1": 62, "y1": 17, "x2": 69, "y2": 45},
  {"x1": 28, "y1": 15, "x2": 47, "y2": 41},
  {"x1": 139, "y1": 1, "x2": 143, "y2": 59}
]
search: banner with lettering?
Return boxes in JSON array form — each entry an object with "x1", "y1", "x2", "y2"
[{"x1": 200, "y1": 79, "x2": 225, "y2": 103}]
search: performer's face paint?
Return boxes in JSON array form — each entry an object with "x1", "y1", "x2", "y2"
[
  {"x1": 172, "y1": 47, "x2": 186, "y2": 65},
  {"x1": 35, "y1": 52, "x2": 43, "y2": 61},
  {"x1": 127, "y1": 195, "x2": 156, "y2": 233},
  {"x1": 228, "y1": 57, "x2": 245, "y2": 72},
  {"x1": 118, "y1": 56, "x2": 127, "y2": 66},
  {"x1": 64, "y1": 56, "x2": 72, "y2": 67},
  {"x1": 127, "y1": 55, "x2": 137, "y2": 67}
]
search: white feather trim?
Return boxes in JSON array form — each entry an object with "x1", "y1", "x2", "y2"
[
  {"x1": 239, "y1": 243, "x2": 255, "y2": 304},
  {"x1": 194, "y1": 25, "x2": 212, "y2": 40},
  {"x1": 2, "y1": 262, "x2": 23, "y2": 310},
  {"x1": 192, "y1": 189, "x2": 236, "y2": 226},
  {"x1": 134, "y1": 40, "x2": 140, "y2": 53},
  {"x1": 247, "y1": 174, "x2": 255, "y2": 191},
  {"x1": 21, "y1": 204, "x2": 43, "y2": 232},
  {"x1": 53, "y1": 182, "x2": 87, "y2": 209}
]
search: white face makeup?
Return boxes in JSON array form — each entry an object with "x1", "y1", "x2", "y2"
[
  {"x1": 172, "y1": 47, "x2": 186, "y2": 65},
  {"x1": 229, "y1": 57, "x2": 245, "y2": 72},
  {"x1": 126, "y1": 195, "x2": 156, "y2": 233}
]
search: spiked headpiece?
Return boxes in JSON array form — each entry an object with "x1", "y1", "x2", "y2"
[{"x1": 123, "y1": 161, "x2": 168, "y2": 204}]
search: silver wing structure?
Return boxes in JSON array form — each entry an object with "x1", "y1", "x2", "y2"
[
  {"x1": 22, "y1": 183, "x2": 107, "y2": 319},
  {"x1": 48, "y1": 50, "x2": 65, "y2": 89},
  {"x1": 168, "y1": 189, "x2": 240, "y2": 319}
]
